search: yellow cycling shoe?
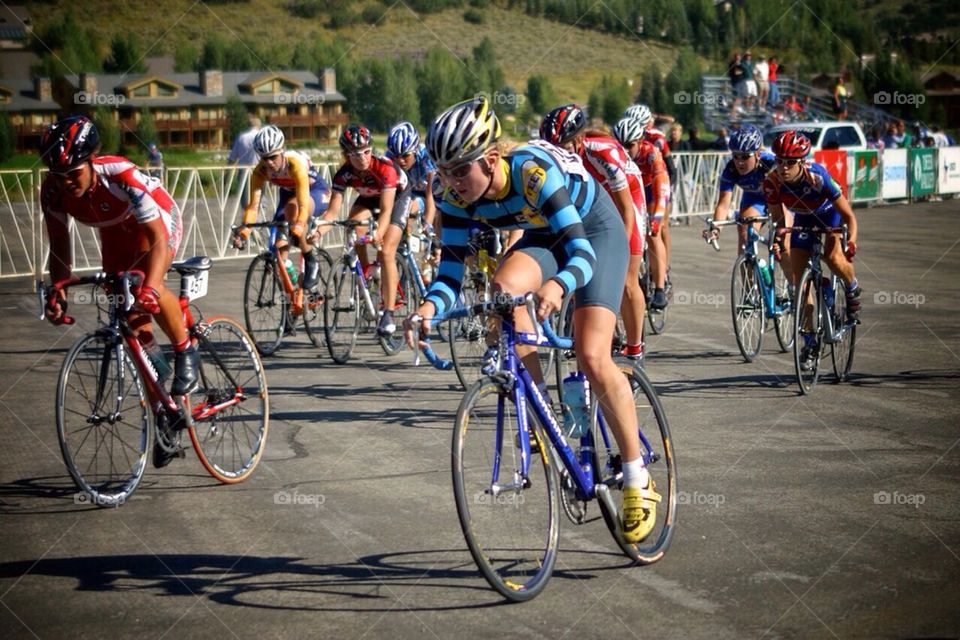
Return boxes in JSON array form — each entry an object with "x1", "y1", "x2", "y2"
[{"x1": 621, "y1": 479, "x2": 662, "y2": 544}]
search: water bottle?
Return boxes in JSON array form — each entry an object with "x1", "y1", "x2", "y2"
[
  {"x1": 284, "y1": 259, "x2": 298, "y2": 285},
  {"x1": 822, "y1": 276, "x2": 835, "y2": 308},
  {"x1": 561, "y1": 372, "x2": 590, "y2": 439},
  {"x1": 139, "y1": 333, "x2": 171, "y2": 382},
  {"x1": 758, "y1": 258, "x2": 773, "y2": 287}
]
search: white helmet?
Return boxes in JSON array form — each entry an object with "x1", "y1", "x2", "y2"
[
  {"x1": 426, "y1": 96, "x2": 501, "y2": 169},
  {"x1": 253, "y1": 125, "x2": 284, "y2": 158},
  {"x1": 623, "y1": 104, "x2": 652, "y2": 127},
  {"x1": 612, "y1": 117, "x2": 645, "y2": 146}
]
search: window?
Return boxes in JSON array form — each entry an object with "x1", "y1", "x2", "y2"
[
  {"x1": 823, "y1": 126, "x2": 862, "y2": 148},
  {"x1": 156, "y1": 84, "x2": 175, "y2": 97},
  {"x1": 132, "y1": 84, "x2": 150, "y2": 97},
  {"x1": 254, "y1": 83, "x2": 273, "y2": 95}
]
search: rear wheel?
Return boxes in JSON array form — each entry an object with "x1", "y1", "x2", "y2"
[
  {"x1": 793, "y1": 269, "x2": 824, "y2": 394},
  {"x1": 186, "y1": 317, "x2": 269, "y2": 484},
  {"x1": 243, "y1": 254, "x2": 286, "y2": 356},
  {"x1": 324, "y1": 261, "x2": 360, "y2": 364},
  {"x1": 56, "y1": 332, "x2": 149, "y2": 507},
  {"x1": 731, "y1": 255, "x2": 764, "y2": 362},
  {"x1": 830, "y1": 278, "x2": 856, "y2": 382}
]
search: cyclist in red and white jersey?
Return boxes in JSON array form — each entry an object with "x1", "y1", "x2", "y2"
[
  {"x1": 39, "y1": 116, "x2": 197, "y2": 403},
  {"x1": 316, "y1": 124, "x2": 412, "y2": 335},
  {"x1": 613, "y1": 117, "x2": 671, "y2": 311},
  {"x1": 540, "y1": 104, "x2": 647, "y2": 359}
]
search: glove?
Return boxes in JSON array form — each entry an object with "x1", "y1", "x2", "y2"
[
  {"x1": 45, "y1": 287, "x2": 69, "y2": 325},
  {"x1": 136, "y1": 285, "x2": 161, "y2": 315},
  {"x1": 845, "y1": 240, "x2": 857, "y2": 260},
  {"x1": 772, "y1": 227, "x2": 788, "y2": 259}
]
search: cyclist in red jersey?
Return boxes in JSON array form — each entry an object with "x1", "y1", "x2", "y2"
[
  {"x1": 39, "y1": 116, "x2": 198, "y2": 407},
  {"x1": 316, "y1": 124, "x2": 412, "y2": 335},
  {"x1": 613, "y1": 117, "x2": 670, "y2": 310},
  {"x1": 540, "y1": 104, "x2": 647, "y2": 359}
]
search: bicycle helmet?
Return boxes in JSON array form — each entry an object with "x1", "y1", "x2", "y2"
[
  {"x1": 39, "y1": 115, "x2": 100, "y2": 170},
  {"x1": 253, "y1": 125, "x2": 284, "y2": 158},
  {"x1": 339, "y1": 124, "x2": 372, "y2": 152},
  {"x1": 538, "y1": 104, "x2": 587, "y2": 146},
  {"x1": 623, "y1": 104, "x2": 652, "y2": 126},
  {"x1": 612, "y1": 117, "x2": 645, "y2": 146},
  {"x1": 728, "y1": 124, "x2": 764, "y2": 153},
  {"x1": 772, "y1": 130, "x2": 811, "y2": 159},
  {"x1": 387, "y1": 121, "x2": 420, "y2": 157},
  {"x1": 426, "y1": 96, "x2": 501, "y2": 169}
]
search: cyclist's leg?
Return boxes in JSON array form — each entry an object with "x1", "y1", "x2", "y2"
[
  {"x1": 379, "y1": 190, "x2": 411, "y2": 311},
  {"x1": 492, "y1": 248, "x2": 546, "y2": 381},
  {"x1": 621, "y1": 218, "x2": 645, "y2": 351},
  {"x1": 348, "y1": 199, "x2": 377, "y2": 270}
]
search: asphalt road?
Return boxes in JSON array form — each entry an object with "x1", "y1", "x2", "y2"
[{"x1": 0, "y1": 200, "x2": 958, "y2": 639}]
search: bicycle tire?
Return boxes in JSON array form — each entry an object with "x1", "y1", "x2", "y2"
[
  {"x1": 379, "y1": 256, "x2": 417, "y2": 356},
  {"x1": 731, "y1": 254, "x2": 764, "y2": 362},
  {"x1": 830, "y1": 279, "x2": 856, "y2": 382},
  {"x1": 452, "y1": 378, "x2": 560, "y2": 602},
  {"x1": 773, "y1": 259, "x2": 795, "y2": 352},
  {"x1": 56, "y1": 332, "x2": 150, "y2": 507},
  {"x1": 323, "y1": 261, "x2": 360, "y2": 364},
  {"x1": 592, "y1": 363, "x2": 676, "y2": 563},
  {"x1": 303, "y1": 247, "x2": 334, "y2": 348},
  {"x1": 449, "y1": 275, "x2": 488, "y2": 390},
  {"x1": 186, "y1": 316, "x2": 269, "y2": 484},
  {"x1": 243, "y1": 253, "x2": 286, "y2": 356},
  {"x1": 641, "y1": 257, "x2": 667, "y2": 335},
  {"x1": 793, "y1": 269, "x2": 823, "y2": 394}
]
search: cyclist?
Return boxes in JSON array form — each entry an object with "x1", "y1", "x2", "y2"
[
  {"x1": 316, "y1": 124, "x2": 412, "y2": 335},
  {"x1": 404, "y1": 96, "x2": 660, "y2": 544},
  {"x1": 233, "y1": 125, "x2": 329, "y2": 290},
  {"x1": 762, "y1": 130, "x2": 861, "y2": 371},
  {"x1": 612, "y1": 117, "x2": 670, "y2": 312},
  {"x1": 40, "y1": 115, "x2": 196, "y2": 466},
  {"x1": 623, "y1": 103, "x2": 674, "y2": 310},
  {"x1": 539, "y1": 104, "x2": 647, "y2": 360},
  {"x1": 704, "y1": 124, "x2": 776, "y2": 252}
]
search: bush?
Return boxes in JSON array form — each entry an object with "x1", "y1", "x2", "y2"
[
  {"x1": 464, "y1": 9, "x2": 484, "y2": 24},
  {"x1": 0, "y1": 114, "x2": 14, "y2": 163},
  {"x1": 286, "y1": 0, "x2": 323, "y2": 18}
]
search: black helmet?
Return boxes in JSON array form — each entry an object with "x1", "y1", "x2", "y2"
[
  {"x1": 539, "y1": 104, "x2": 587, "y2": 145},
  {"x1": 39, "y1": 115, "x2": 100, "y2": 170}
]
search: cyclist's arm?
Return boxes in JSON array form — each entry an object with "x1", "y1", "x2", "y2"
[
  {"x1": 712, "y1": 189, "x2": 734, "y2": 224},
  {"x1": 43, "y1": 209, "x2": 73, "y2": 283},
  {"x1": 832, "y1": 194, "x2": 858, "y2": 248},
  {"x1": 288, "y1": 156, "x2": 313, "y2": 232},
  {"x1": 242, "y1": 169, "x2": 266, "y2": 227},
  {"x1": 423, "y1": 205, "x2": 471, "y2": 316},
  {"x1": 503, "y1": 228, "x2": 523, "y2": 251},
  {"x1": 664, "y1": 151, "x2": 677, "y2": 186},
  {"x1": 139, "y1": 217, "x2": 172, "y2": 292},
  {"x1": 377, "y1": 188, "x2": 396, "y2": 232},
  {"x1": 610, "y1": 185, "x2": 636, "y2": 238},
  {"x1": 423, "y1": 170, "x2": 437, "y2": 228}
]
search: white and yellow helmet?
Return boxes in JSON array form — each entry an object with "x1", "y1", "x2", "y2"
[{"x1": 426, "y1": 96, "x2": 501, "y2": 169}]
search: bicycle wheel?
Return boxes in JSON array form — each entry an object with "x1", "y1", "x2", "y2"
[
  {"x1": 379, "y1": 257, "x2": 417, "y2": 356},
  {"x1": 553, "y1": 296, "x2": 577, "y2": 403},
  {"x1": 323, "y1": 261, "x2": 361, "y2": 364},
  {"x1": 793, "y1": 269, "x2": 824, "y2": 394},
  {"x1": 449, "y1": 273, "x2": 490, "y2": 390},
  {"x1": 642, "y1": 259, "x2": 667, "y2": 335},
  {"x1": 452, "y1": 379, "x2": 560, "y2": 602},
  {"x1": 303, "y1": 247, "x2": 334, "y2": 348},
  {"x1": 592, "y1": 363, "x2": 676, "y2": 563},
  {"x1": 773, "y1": 258, "x2": 795, "y2": 352},
  {"x1": 731, "y1": 255, "x2": 764, "y2": 362},
  {"x1": 830, "y1": 279, "x2": 856, "y2": 382},
  {"x1": 243, "y1": 254, "x2": 286, "y2": 356},
  {"x1": 56, "y1": 332, "x2": 150, "y2": 507},
  {"x1": 185, "y1": 316, "x2": 269, "y2": 484}
]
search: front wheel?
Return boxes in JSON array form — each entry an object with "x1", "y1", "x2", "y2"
[
  {"x1": 449, "y1": 273, "x2": 488, "y2": 390},
  {"x1": 186, "y1": 316, "x2": 269, "y2": 484},
  {"x1": 793, "y1": 269, "x2": 824, "y2": 394},
  {"x1": 592, "y1": 364, "x2": 676, "y2": 563},
  {"x1": 303, "y1": 247, "x2": 334, "y2": 348},
  {"x1": 773, "y1": 258, "x2": 795, "y2": 352},
  {"x1": 379, "y1": 257, "x2": 418, "y2": 356},
  {"x1": 731, "y1": 255, "x2": 764, "y2": 362},
  {"x1": 56, "y1": 332, "x2": 150, "y2": 507},
  {"x1": 323, "y1": 261, "x2": 361, "y2": 364},
  {"x1": 243, "y1": 254, "x2": 286, "y2": 356},
  {"x1": 452, "y1": 379, "x2": 560, "y2": 602},
  {"x1": 830, "y1": 278, "x2": 856, "y2": 382}
]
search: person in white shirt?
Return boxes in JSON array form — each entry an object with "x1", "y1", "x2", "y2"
[
  {"x1": 754, "y1": 55, "x2": 770, "y2": 110},
  {"x1": 228, "y1": 116, "x2": 262, "y2": 166}
]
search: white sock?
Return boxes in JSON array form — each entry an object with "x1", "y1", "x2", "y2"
[{"x1": 622, "y1": 457, "x2": 649, "y2": 489}]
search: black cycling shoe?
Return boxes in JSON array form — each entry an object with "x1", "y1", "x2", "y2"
[
  {"x1": 846, "y1": 286, "x2": 862, "y2": 322},
  {"x1": 799, "y1": 343, "x2": 818, "y2": 372},
  {"x1": 376, "y1": 310, "x2": 396, "y2": 336},
  {"x1": 650, "y1": 288, "x2": 668, "y2": 310},
  {"x1": 302, "y1": 253, "x2": 320, "y2": 290},
  {"x1": 172, "y1": 345, "x2": 200, "y2": 395},
  {"x1": 152, "y1": 412, "x2": 186, "y2": 468}
]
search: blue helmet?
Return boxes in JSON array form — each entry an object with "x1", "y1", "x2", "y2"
[
  {"x1": 728, "y1": 124, "x2": 763, "y2": 153},
  {"x1": 387, "y1": 121, "x2": 421, "y2": 157}
]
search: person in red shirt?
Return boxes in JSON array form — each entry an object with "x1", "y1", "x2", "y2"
[{"x1": 316, "y1": 124, "x2": 412, "y2": 335}]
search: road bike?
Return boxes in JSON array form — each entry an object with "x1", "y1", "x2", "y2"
[{"x1": 40, "y1": 258, "x2": 269, "y2": 507}]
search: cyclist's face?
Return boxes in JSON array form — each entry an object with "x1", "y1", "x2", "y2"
[
  {"x1": 439, "y1": 158, "x2": 486, "y2": 202},
  {"x1": 733, "y1": 152, "x2": 757, "y2": 174},
  {"x1": 395, "y1": 152, "x2": 415, "y2": 171},
  {"x1": 625, "y1": 140, "x2": 641, "y2": 161},
  {"x1": 776, "y1": 157, "x2": 803, "y2": 181},
  {"x1": 262, "y1": 151, "x2": 285, "y2": 171},
  {"x1": 51, "y1": 163, "x2": 93, "y2": 197},
  {"x1": 346, "y1": 147, "x2": 372, "y2": 171}
]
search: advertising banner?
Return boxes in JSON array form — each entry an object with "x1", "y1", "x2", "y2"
[
  {"x1": 909, "y1": 148, "x2": 937, "y2": 197},
  {"x1": 937, "y1": 147, "x2": 960, "y2": 194},
  {"x1": 814, "y1": 150, "x2": 849, "y2": 198},
  {"x1": 881, "y1": 149, "x2": 908, "y2": 199},
  {"x1": 850, "y1": 150, "x2": 880, "y2": 200}
]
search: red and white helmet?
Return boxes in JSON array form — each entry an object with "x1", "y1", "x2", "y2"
[{"x1": 772, "y1": 130, "x2": 811, "y2": 159}]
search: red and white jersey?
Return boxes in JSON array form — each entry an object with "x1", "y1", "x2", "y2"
[
  {"x1": 580, "y1": 135, "x2": 646, "y2": 213},
  {"x1": 644, "y1": 127, "x2": 671, "y2": 156},
  {"x1": 41, "y1": 156, "x2": 182, "y2": 251},
  {"x1": 331, "y1": 155, "x2": 408, "y2": 199}
]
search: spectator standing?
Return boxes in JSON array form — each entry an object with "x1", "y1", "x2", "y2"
[
  {"x1": 145, "y1": 142, "x2": 164, "y2": 179},
  {"x1": 866, "y1": 126, "x2": 885, "y2": 151},
  {"x1": 882, "y1": 122, "x2": 903, "y2": 149},
  {"x1": 728, "y1": 53, "x2": 747, "y2": 113},
  {"x1": 742, "y1": 52, "x2": 758, "y2": 110},
  {"x1": 687, "y1": 126, "x2": 711, "y2": 151},
  {"x1": 768, "y1": 57, "x2": 780, "y2": 107},
  {"x1": 754, "y1": 55, "x2": 770, "y2": 110},
  {"x1": 712, "y1": 127, "x2": 730, "y2": 151},
  {"x1": 899, "y1": 120, "x2": 914, "y2": 148},
  {"x1": 832, "y1": 76, "x2": 848, "y2": 120},
  {"x1": 228, "y1": 116, "x2": 262, "y2": 166},
  {"x1": 669, "y1": 123, "x2": 690, "y2": 151}
]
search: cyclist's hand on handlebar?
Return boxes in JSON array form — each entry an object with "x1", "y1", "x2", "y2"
[
  {"x1": 845, "y1": 239, "x2": 857, "y2": 260},
  {"x1": 44, "y1": 286, "x2": 70, "y2": 325},
  {"x1": 404, "y1": 308, "x2": 433, "y2": 349},
  {"x1": 534, "y1": 280, "x2": 564, "y2": 322},
  {"x1": 231, "y1": 228, "x2": 248, "y2": 249},
  {"x1": 136, "y1": 285, "x2": 161, "y2": 315}
]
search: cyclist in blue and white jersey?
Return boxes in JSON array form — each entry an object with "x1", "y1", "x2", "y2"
[
  {"x1": 704, "y1": 124, "x2": 777, "y2": 253},
  {"x1": 403, "y1": 96, "x2": 660, "y2": 544},
  {"x1": 386, "y1": 121, "x2": 438, "y2": 231}
]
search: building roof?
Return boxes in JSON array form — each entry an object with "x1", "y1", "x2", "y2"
[
  {"x1": 0, "y1": 76, "x2": 59, "y2": 112},
  {"x1": 64, "y1": 70, "x2": 346, "y2": 109}
]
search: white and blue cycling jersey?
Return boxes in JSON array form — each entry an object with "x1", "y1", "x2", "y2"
[{"x1": 719, "y1": 150, "x2": 776, "y2": 214}]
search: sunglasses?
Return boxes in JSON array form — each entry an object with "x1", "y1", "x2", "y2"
[
  {"x1": 732, "y1": 153, "x2": 754, "y2": 160},
  {"x1": 263, "y1": 152, "x2": 282, "y2": 161},
  {"x1": 776, "y1": 158, "x2": 803, "y2": 167},
  {"x1": 346, "y1": 148, "x2": 372, "y2": 158},
  {"x1": 50, "y1": 165, "x2": 86, "y2": 178},
  {"x1": 439, "y1": 160, "x2": 476, "y2": 181}
]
